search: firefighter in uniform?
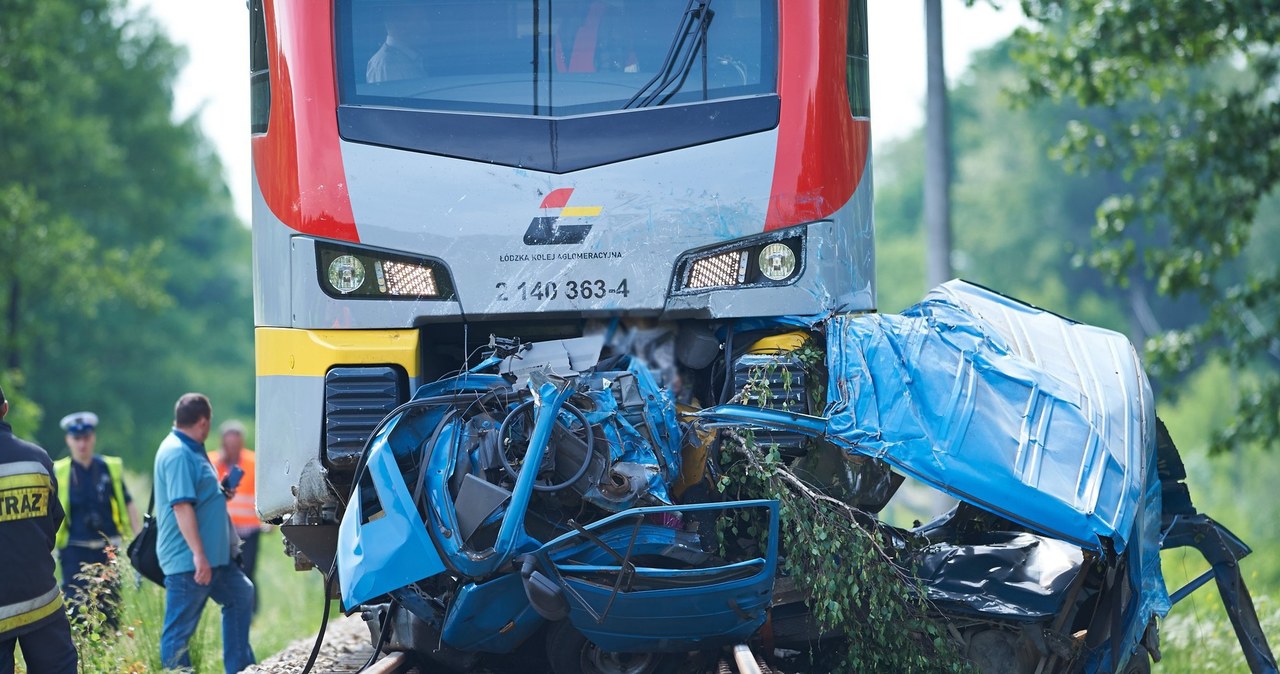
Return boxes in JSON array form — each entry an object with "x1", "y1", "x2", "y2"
[
  {"x1": 52, "y1": 411, "x2": 139, "y2": 625},
  {"x1": 0, "y1": 383, "x2": 78, "y2": 674}
]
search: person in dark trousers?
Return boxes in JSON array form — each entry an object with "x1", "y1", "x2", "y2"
[
  {"x1": 154, "y1": 393, "x2": 255, "y2": 674},
  {"x1": 52, "y1": 411, "x2": 140, "y2": 626},
  {"x1": 0, "y1": 382, "x2": 78, "y2": 674},
  {"x1": 209, "y1": 420, "x2": 262, "y2": 614}
]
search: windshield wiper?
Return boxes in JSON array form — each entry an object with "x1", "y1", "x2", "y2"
[{"x1": 623, "y1": 0, "x2": 715, "y2": 109}]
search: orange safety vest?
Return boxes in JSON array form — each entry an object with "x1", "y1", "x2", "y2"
[{"x1": 209, "y1": 449, "x2": 258, "y2": 530}]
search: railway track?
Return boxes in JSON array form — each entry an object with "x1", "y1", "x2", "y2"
[
  {"x1": 249, "y1": 613, "x2": 783, "y2": 674},
  {"x1": 244, "y1": 615, "x2": 417, "y2": 674},
  {"x1": 314, "y1": 651, "x2": 413, "y2": 674}
]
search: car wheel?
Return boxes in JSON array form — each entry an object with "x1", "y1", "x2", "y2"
[{"x1": 545, "y1": 621, "x2": 668, "y2": 674}]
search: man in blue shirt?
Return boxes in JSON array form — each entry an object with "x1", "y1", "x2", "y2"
[{"x1": 153, "y1": 393, "x2": 255, "y2": 673}]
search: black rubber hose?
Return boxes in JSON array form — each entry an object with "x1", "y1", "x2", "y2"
[
  {"x1": 298, "y1": 571, "x2": 335, "y2": 674},
  {"x1": 719, "y1": 323, "x2": 736, "y2": 405},
  {"x1": 356, "y1": 600, "x2": 398, "y2": 673}
]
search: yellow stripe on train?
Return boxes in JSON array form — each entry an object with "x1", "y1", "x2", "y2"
[{"x1": 255, "y1": 328, "x2": 420, "y2": 378}]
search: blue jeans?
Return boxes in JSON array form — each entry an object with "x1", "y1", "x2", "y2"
[{"x1": 161, "y1": 565, "x2": 256, "y2": 674}]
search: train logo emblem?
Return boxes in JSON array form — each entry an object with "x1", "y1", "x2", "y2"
[{"x1": 523, "y1": 188, "x2": 602, "y2": 245}]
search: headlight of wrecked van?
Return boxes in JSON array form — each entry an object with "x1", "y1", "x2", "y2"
[
  {"x1": 672, "y1": 230, "x2": 805, "y2": 294},
  {"x1": 316, "y1": 242, "x2": 456, "y2": 300}
]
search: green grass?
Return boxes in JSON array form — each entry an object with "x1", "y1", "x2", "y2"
[{"x1": 17, "y1": 530, "x2": 331, "y2": 673}]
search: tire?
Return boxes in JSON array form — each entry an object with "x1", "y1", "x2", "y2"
[{"x1": 545, "y1": 621, "x2": 669, "y2": 674}]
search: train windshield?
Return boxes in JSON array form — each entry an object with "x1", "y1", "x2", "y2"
[{"x1": 336, "y1": 0, "x2": 776, "y2": 117}]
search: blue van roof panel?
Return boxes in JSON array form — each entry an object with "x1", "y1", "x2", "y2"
[{"x1": 824, "y1": 281, "x2": 1154, "y2": 552}]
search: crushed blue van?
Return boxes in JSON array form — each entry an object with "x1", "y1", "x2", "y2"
[{"x1": 329, "y1": 282, "x2": 1276, "y2": 673}]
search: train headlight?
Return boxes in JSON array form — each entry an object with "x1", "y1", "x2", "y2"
[
  {"x1": 327, "y1": 255, "x2": 366, "y2": 294},
  {"x1": 758, "y1": 243, "x2": 796, "y2": 281},
  {"x1": 686, "y1": 250, "x2": 751, "y2": 289},
  {"x1": 317, "y1": 242, "x2": 456, "y2": 300},
  {"x1": 376, "y1": 259, "x2": 438, "y2": 297},
  {"x1": 673, "y1": 229, "x2": 805, "y2": 294}
]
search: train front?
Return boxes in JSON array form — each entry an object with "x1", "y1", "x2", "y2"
[{"x1": 250, "y1": 0, "x2": 872, "y2": 606}]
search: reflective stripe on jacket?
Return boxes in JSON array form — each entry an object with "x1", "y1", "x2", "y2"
[
  {"x1": 0, "y1": 461, "x2": 52, "y2": 523},
  {"x1": 53, "y1": 455, "x2": 129, "y2": 549},
  {"x1": 0, "y1": 585, "x2": 62, "y2": 634}
]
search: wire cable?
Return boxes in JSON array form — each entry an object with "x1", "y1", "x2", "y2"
[
  {"x1": 719, "y1": 323, "x2": 736, "y2": 404},
  {"x1": 298, "y1": 572, "x2": 336, "y2": 674},
  {"x1": 356, "y1": 600, "x2": 398, "y2": 673}
]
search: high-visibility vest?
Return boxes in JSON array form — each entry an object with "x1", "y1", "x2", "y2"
[
  {"x1": 52, "y1": 455, "x2": 129, "y2": 549},
  {"x1": 210, "y1": 449, "x2": 258, "y2": 530}
]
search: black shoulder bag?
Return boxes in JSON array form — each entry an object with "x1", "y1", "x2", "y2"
[{"x1": 126, "y1": 489, "x2": 166, "y2": 586}]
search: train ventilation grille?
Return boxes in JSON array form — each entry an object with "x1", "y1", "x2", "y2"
[{"x1": 323, "y1": 366, "x2": 405, "y2": 468}]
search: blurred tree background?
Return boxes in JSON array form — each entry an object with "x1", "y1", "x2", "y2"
[
  {"x1": 1007, "y1": 0, "x2": 1280, "y2": 454},
  {"x1": 0, "y1": 0, "x2": 253, "y2": 460}
]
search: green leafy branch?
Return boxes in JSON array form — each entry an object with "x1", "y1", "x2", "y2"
[
  {"x1": 733, "y1": 335, "x2": 828, "y2": 414},
  {"x1": 716, "y1": 430, "x2": 971, "y2": 674}
]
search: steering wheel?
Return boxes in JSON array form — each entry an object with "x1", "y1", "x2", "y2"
[{"x1": 498, "y1": 398, "x2": 596, "y2": 492}]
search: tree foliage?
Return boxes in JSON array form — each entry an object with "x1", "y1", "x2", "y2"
[
  {"x1": 875, "y1": 42, "x2": 1136, "y2": 333},
  {"x1": 718, "y1": 432, "x2": 971, "y2": 674},
  {"x1": 0, "y1": 0, "x2": 253, "y2": 462},
  {"x1": 1002, "y1": 1, "x2": 1280, "y2": 452}
]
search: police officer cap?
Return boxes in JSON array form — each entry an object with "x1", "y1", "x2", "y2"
[{"x1": 60, "y1": 411, "x2": 99, "y2": 436}]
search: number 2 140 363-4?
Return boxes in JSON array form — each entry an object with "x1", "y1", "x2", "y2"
[{"x1": 494, "y1": 279, "x2": 630, "y2": 302}]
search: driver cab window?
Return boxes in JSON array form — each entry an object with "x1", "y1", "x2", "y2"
[{"x1": 338, "y1": 0, "x2": 777, "y2": 117}]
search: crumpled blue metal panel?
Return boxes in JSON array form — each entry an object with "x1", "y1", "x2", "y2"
[
  {"x1": 1135, "y1": 478, "x2": 1172, "y2": 622},
  {"x1": 442, "y1": 574, "x2": 546, "y2": 654},
  {"x1": 1089, "y1": 472, "x2": 1172, "y2": 671},
  {"x1": 825, "y1": 281, "x2": 1154, "y2": 552},
  {"x1": 575, "y1": 358, "x2": 679, "y2": 509},
  {"x1": 337, "y1": 421, "x2": 448, "y2": 608},
  {"x1": 530, "y1": 500, "x2": 780, "y2": 654}
]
